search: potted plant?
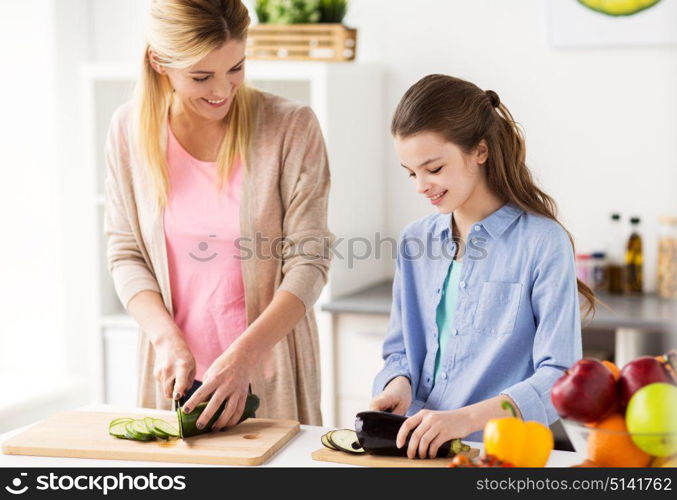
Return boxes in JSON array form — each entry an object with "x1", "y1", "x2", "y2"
[{"x1": 247, "y1": 0, "x2": 356, "y2": 61}]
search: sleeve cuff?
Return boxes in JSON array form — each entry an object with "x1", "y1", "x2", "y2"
[
  {"x1": 500, "y1": 379, "x2": 552, "y2": 425},
  {"x1": 277, "y1": 265, "x2": 327, "y2": 313},
  {"x1": 372, "y1": 356, "x2": 410, "y2": 396},
  {"x1": 112, "y1": 265, "x2": 161, "y2": 310}
]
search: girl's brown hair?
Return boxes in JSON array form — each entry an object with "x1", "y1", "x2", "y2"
[{"x1": 391, "y1": 74, "x2": 595, "y2": 317}]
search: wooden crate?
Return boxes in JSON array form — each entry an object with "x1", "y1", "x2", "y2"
[{"x1": 246, "y1": 24, "x2": 357, "y2": 62}]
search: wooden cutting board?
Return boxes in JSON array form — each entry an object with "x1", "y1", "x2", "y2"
[
  {"x1": 312, "y1": 446, "x2": 479, "y2": 467},
  {"x1": 2, "y1": 410, "x2": 299, "y2": 466}
]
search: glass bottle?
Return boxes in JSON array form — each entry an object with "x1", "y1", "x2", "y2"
[
  {"x1": 606, "y1": 213, "x2": 624, "y2": 294},
  {"x1": 592, "y1": 251, "x2": 607, "y2": 291},
  {"x1": 657, "y1": 215, "x2": 677, "y2": 299},
  {"x1": 625, "y1": 216, "x2": 643, "y2": 294}
]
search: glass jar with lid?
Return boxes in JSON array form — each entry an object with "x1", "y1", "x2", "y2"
[{"x1": 657, "y1": 215, "x2": 677, "y2": 299}]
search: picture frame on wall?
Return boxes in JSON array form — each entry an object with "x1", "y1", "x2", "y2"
[{"x1": 548, "y1": 0, "x2": 677, "y2": 48}]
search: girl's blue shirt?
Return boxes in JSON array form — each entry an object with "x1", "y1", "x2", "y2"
[{"x1": 373, "y1": 203, "x2": 582, "y2": 440}]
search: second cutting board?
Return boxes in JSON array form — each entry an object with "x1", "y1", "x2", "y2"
[
  {"x1": 312, "y1": 446, "x2": 479, "y2": 467},
  {"x1": 2, "y1": 410, "x2": 299, "y2": 466}
]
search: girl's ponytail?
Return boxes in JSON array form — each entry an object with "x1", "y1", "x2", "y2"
[{"x1": 392, "y1": 75, "x2": 596, "y2": 318}]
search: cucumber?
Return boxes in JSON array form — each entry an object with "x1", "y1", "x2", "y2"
[
  {"x1": 177, "y1": 393, "x2": 260, "y2": 438},
  {"x1": 108, "y1": 422, "x2": 129, "y2": 439},
  {"x1": 152, "y1": 419, "x2": 180, "y2": 438},
  {"x1": 109, "y1": 416, "x2": 179, "y2": 442},
  {"x1": 327, "y1": 429, "x2": 365, "y2": 454},
  {"x1": 130, "y1": 419, "x2": 154, "y2": 439},
  {"x1": 109, "y1": 417, "x2": 134, "y2": 427},
  {"x1": 124, "y1": 421, "x2": 149, "y2": 441},
  {"x1": 577, "y1": 0, "x2": 661, "y2": 17},
  {"x1": 143, "y1": 417, "x2": 169, "y2": 440},
  {"x1": 123, "y1": 420, "x2": 154, "y2": 441}
]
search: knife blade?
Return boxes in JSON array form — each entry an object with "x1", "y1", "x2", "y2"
[{"x1": 172, "y1": 398, "x2": 184, "y2": 439}]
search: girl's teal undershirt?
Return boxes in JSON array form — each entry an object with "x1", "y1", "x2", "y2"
[{"x1": 433, "y1": 260, "x2": 463, "y2": 384}]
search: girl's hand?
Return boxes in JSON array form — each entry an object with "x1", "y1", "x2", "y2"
[
  {"x1": 182, "y1": 346, "x2": 255, "y2": 431},
  {"x1": 396, "y1": 409, "x2": 472, "y2": 459},
  {"x1": 151, "y1": 327, "x2": 196, "y2": 401},
  {"x1": 369, "y1": 376, "x2": 412, "y2": 415}
]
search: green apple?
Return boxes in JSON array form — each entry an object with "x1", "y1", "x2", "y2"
[
  {"x1": 578, "y1": 0, "x2": 661, "y2": 17},
  {"x1": 626, "y1": 383, "x2": 677, "y2": 457}
]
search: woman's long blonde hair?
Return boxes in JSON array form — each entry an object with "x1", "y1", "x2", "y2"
[
  {"x1": 391, "y1": 74, "x2": 596, "y2": 318},
  {"x1": 135, "y1": 0, "x2": 258, "y2": 208}
]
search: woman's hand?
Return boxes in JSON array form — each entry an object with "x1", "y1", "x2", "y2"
[
  {"x1": 182, "y1": 345, "x2": 255, "y2": 431},
  {"x1": 396, "y1": 409, "x2": 473, "y2": 459},
  {"x1": 151, "y1": 327, "x2": 196, "y2": 401},
  {"x1": 369, "y1": 376, "x2": 412, "y2": 415}
]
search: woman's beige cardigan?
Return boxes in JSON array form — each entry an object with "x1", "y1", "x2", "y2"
[{"x1": 103, "y1": 91, "x2": 333, "y2": 425}]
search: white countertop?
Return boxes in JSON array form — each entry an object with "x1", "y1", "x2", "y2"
[{"x1": 0, "y1": 405, "x2": 582, "y2": 467}]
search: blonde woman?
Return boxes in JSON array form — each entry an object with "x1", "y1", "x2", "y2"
[{"x1": 104, "y1": 0, "x2": 332, "y2": 428}]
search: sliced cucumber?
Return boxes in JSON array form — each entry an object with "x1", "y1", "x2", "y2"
[
  {"x1": 109, "y1": 417, "x2": 134, "y2": 427},
  {"x1": 131, "y1": 419, "x2": 153, "y2": 439},
  {"x1": 143, "y1": 417, "x2": 168, "y2": 440},
  {"x1": 125, "y1": 420, "x2": 153, "y2": 441},
  {"x1": 124, "y1": 421, "x2": 144, "y2": 440},
  {"x1": 108, "y1": 422, "x2": 129, "y2": 439},
  {"x1": 321, "y1": 432, "x2": 338, "y2": 450},
  {"x1": 109, "y1": 416, "x2": 180, "y2": 442},
  {"x1": 327, "y1": 429, "x2": 365, "y2": 454},
  {"x1": 153, "y1": 419, "x2": 180, "y2": 438}
]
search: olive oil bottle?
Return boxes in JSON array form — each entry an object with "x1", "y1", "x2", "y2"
[{"x1": 625, "y1": 217, "x2": 643, "y2": 294}]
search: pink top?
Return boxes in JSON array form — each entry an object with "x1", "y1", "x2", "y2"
[{"x1": 163, "y1": 124, "x2": 246, "y2": 380}]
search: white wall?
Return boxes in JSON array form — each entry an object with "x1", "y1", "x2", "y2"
[
  {"x1": 89, "y1": 0, "x2": 150, "y2": 61},
  {"x1": 344, "y1": 0, "x2": 677, "y2": 291},
  {"x1": 87, "y1": 0, "x2": 677, "y2": 291},
  {"x1": 0, "y1": 0, "x2": 64, "y2": 400}
]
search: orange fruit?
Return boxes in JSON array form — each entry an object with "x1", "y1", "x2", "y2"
[
  {"x1": 602, "y1": 360, "x2": 621, "y2": 380},
  {"x1": 588, "y1": 414, "x2": 651, "y2": 467}
]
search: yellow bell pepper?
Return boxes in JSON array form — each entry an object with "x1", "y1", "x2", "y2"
[{"x1": 483, "y1": 401, "x2": 554, "y2": 467}]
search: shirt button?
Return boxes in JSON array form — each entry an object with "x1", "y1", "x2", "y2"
[
  {"x1": 474, "y1": 225, "x2": 481, "y2": 232},
  {"x1": 459, "y1": 281, "x2": 466, "y2": 289},
  {"x1": 452, "y1": 328, "x2": 459, "y2": 336},
  {"x1": 440, "y1": 372, "x2": 448, "y2": 380}
]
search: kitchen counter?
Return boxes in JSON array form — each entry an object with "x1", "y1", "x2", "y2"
[
  {"x1": 322, "y1": 280, "x2": 677, "y2": 367},
  {"x1": 0, "y1": 405, "x2": 582, "y2": 467},
  {"x1": 322, "y1": 280, "x2": 677, "y2": 332}
]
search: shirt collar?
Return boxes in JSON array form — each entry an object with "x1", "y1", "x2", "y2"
[{"x1": 432, "y1": 203, "x2": 524, "y2": 239}]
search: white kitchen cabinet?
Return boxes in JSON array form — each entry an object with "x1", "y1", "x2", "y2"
[
  {"x1": 102, "y1": 324, "x2": 139, "y2": 406},
  {"x1": 79, "y1": 61, "x2": 387, "y2": 415},
  {"x1": 332, "y1": 313, "x2": 390, "y2": 427}
]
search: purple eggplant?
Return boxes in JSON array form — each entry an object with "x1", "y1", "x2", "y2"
[{"x1": 354, "y1": 411, "x2": 470, "y2": 458}]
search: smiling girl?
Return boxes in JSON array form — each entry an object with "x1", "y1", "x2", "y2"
[{"x1": 369, "y1": 74, "x2": 594, "y2": 458}]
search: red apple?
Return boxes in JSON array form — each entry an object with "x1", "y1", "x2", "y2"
[
  {"x1": 551, "y1": 359, "x2": 617, "y2": 423},
  {"x1": 619, "y1": 356, "x2": 672, "y2": 407}
]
